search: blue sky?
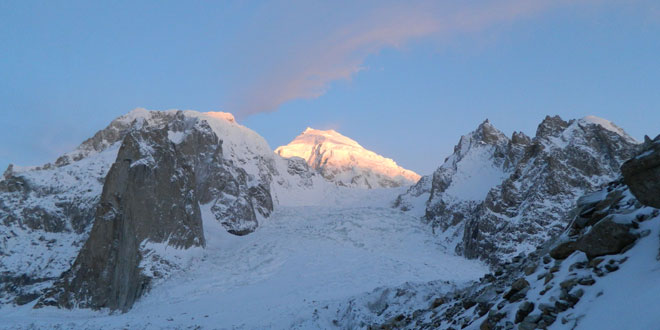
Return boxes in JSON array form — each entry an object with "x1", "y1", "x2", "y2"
[{"x1": 1, "y1": 0, "x2": 659, "y2": 174}]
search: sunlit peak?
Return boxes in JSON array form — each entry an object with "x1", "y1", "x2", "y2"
[
  {"x1": 205, "y1": 111, "x2": 236, "y2": 123},
  {"x1": 275, "y1": 127, "x2": 421, "y2": 188}
]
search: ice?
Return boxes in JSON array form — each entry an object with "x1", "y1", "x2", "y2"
[{"x1": 0, "y1": 188, "x2": 487, "y2": 329}]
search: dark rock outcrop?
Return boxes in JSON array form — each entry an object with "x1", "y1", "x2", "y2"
[
  {"x1": 573, "y1": 217, "x2": 637, "y2": 258},
  {"x1": 515, "y1": 301, "x2": 535, "y2": 324},
  {"x1": 621, "y1": 134, "x2": 660, "y2": 208},
  {"x1": 503, "y1": 278, "x2": 529, "y2": 302}
]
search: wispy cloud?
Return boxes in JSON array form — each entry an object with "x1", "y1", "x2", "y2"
[{"x1": 226, "y1": 0, "x2": 595, "y2": 117}]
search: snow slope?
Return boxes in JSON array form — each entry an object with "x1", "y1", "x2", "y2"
[
  {"x1": 0, "y1": 188, "x2": 487, "y2": 329},
  {"x1": 395, "y1": 119, "x2": 521, "y2": 254},
  {"x1": 275, "y1": 128, "x2": 420, "y2": 189},
  {"x1": 564, "y1": 213, "x2": 660, "y2": 329}
]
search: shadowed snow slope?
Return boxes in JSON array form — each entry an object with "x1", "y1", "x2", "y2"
[
  {"x1": 1, "y1": 188, "x2": 487, "y2": 329},
  {"x1": 275, "y1": 128, "x2": 420, "y2": 188}
]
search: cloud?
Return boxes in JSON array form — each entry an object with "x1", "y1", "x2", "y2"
[{"x1": 226, "y1": 0, "x2": 593, "y2": 117}]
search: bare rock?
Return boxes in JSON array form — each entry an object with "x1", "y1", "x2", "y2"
[
  {"x1": 574, "y1": 218, "x2": 637, "y2": 259},
  {"x1": 34, "y1": 112, "x2": 275, "y2": 312},
  {"x1": 504, "y1": 278, "x2": 530, "y2": 302},
  {"x1": 515, "y1": 301, "x2": 535, "y2": 324},
  {"x1": 621, "y1": 135, "x2": 660, "y2": 208}
]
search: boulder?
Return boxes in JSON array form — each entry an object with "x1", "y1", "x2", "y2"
[
  {"x1": 504, "y1": 278, "x2": 530, "y2": 302},
  {"x1": 550, "y1": 240, "x2": 577, "y2": 260},
  {"x1": 515, "y1": 301, "x2": 535, "y2": 324},
  {"x1": 621, "y1": 135, "x2": 660, "y2": 208},
  {"x1": 574, "y1": 217, "x2": 637, "y2": 259}
]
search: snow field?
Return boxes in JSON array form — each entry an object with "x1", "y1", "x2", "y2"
[{"x1": 1, "y1": 189, "x2": 487, "y2": 329}]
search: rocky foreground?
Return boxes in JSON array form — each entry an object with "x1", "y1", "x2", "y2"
[{"x1": 372, "y1": 134, "x2": 660, "y2": 329}]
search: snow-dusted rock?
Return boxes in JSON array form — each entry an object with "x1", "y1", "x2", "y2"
[
  {"x1": 621, "y1": 134, "x2": 660, "y2": 208},
  {"x1": 0, "y1": 141, "x2": 119, "y2": 306},
  {"x1": 275, "y1": 128, "x2": 420, "y2": 188},
  {"x1": 31, "y1": 110, "x2": 283, "y2": 311},
  {"x1": 398, "y1": 115, "x2": 640, "y2": 265},
  {"x1": 1, "y1": 108, "x2": 326, "y2": 311},
  {"x1": 374, "y1": 174, "x2": 660, "y2": 330}
]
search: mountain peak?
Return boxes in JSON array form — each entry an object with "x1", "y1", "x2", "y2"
[
  {"x1": 275, "y1": 128, "x2": 420, "y2": 188},
  {"x1": 205, "y1": 111, "x2": 236, "y2": 123},
  {"x1": 474, "y1": 119, "x2": 507, "y2": 145},
  {"x1": 450, "y1": 119, "x2": 508, "y2": 160},
  {"x1": 578, "y1": 115, "x2": 635, "y2": 142},
  {"x1": 535, "y1": 115, "x2": 570, "y2": 138},
  {"x1": 297, "y1": 127, "x2": 362, "y2": 148},
  {"x1": 303, "y1": 126, "x2": 335, "y2": 133},
  {"x1": 511, "y1": 131, "x2": 531, "y2": 145}
]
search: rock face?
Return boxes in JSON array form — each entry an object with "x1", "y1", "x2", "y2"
[
  {"x1": 621, "y1": 134, "x2": 660, "y2": 208},
  {"x1": 549, "y1": 185, "x2": 640, "y2": 261},
  {"x1": 33, "y1": 111, "x2": 279, "y2": 311},
  {"x1": 275, "y1": 128, "x2": 420, "y2": 188},
  {"x1": 397, "y1": 116, "x2": 639, "y2": 265},
  {"x1": 0, "y1": 110, "x2": 210, "y2": 307},
  {"x1": 1, "y1": 108, "x2": 311, "y2": 311}
]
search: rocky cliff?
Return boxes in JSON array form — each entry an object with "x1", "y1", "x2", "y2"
[
  {"x1": 366, "y1": 140, "x2": 660, "y2": 329},
  {"x1": 33, "y1": 111, "x2": 279, "y2": 311},
  {"x1": 396, "y1": 116, "x2": 639, "y2": 265},
  {"x1": 1, "y1": 108, "x2": 317, "y2": 311}
]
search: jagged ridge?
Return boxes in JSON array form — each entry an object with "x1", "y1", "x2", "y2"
[{"x1": 397, "y1": 115, "x2": 640, "y2": 265}]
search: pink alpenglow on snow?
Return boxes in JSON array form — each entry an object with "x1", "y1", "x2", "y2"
[{"x1": 275, "y1": 128, "x2": 420, "y2": 189}]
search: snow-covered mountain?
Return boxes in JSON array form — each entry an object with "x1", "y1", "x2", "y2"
[
  {"x1": 2, "y1": 110, "x2": 656, "y2": 330},
  {"x1": 0, "y1": 108, "x2": 334, "y2": 311},
  {"x1": 275, "y1": 128, "x2": 420, "y2": 188},
  {"x1": 363, "y1": 135, "x2": 660, "y2": 329},
  {"x1": 0, "y1": 108, "x2": 486, "y2": 328},
  {"x1": 396, "y1": 115, "x2": 640, "y2": 265}
]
